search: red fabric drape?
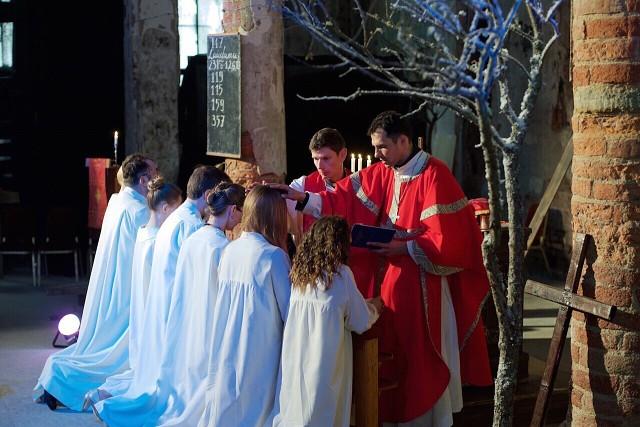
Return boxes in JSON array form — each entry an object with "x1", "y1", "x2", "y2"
[{"x1": 86, "y1": 158, "x2": 112, "y2": 229}]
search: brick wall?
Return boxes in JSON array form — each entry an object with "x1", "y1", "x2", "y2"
[
  {"x1": 221, "y1": 0, "x2": 286, "y2": 186},
  {"x1": 571, "y1": 1, "x2": 640, "y2": 425}
]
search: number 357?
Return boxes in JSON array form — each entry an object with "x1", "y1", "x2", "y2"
[{"x1": 211, "y1": 115, "x2": 225, "y2": 128}]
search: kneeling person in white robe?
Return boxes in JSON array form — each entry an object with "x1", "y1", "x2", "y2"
[
  {"x1": 85, "y1": 177, "x2": 182, "y2": 408},
  {"x1": 155, "y1": 182, "x2": 245, "y2": 427},
  {"x1": 274, "y1": 216, "x2": 381, "y2": 427},
  {"x1": 94, "y1": 165, "x2": 229, "y2": 425},
  {"x1": 33, "y1": 154, "x2": 157, "y2": 411},
  {"x1": 198, "y1": 186, "x2": 291, "y2": 427}
]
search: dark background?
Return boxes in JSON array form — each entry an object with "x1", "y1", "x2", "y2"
[{"x1": 0, "y1": 1, "x2": 436, "y2": 275}]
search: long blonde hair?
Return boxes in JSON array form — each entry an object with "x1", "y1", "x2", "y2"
[{"x1": 242, "y1": 185, "x2": 288, "y2": 251}]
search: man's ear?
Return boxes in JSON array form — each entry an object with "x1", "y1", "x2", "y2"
[
  {"x1": 338, "y1": 147, "x2": 348, "y2": 162},
  {"x1": 398, "y1": 134, "x2": 411, "y2": 150}
]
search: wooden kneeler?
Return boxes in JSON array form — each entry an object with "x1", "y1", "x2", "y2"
[
  {"x1": 352, "y1": 258, "x2": 399, "y2": 427},
  {"x1": 353, "y1": 334, "x2": 379, "y2": 427},
  {"x1": 352, "y1": 333, "x2": 399, "y2": 426}
]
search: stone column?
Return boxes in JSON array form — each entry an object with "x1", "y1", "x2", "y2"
[
  {"x1": 123, "y1": 0, "x2": 180, "y2": 182},
  {"x1": 571, "y1": 1, "x2": 640, "y2": 425},
  {"x1": 221, "y1": 0, "x2": 286, "y2": 186}
]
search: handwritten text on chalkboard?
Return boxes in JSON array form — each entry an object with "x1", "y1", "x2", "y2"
[{"x1": 207, "y1": 35, "x2": 241, "y2": 158}]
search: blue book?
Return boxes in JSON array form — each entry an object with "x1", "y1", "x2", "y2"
[{"x1": 351, "y1": 223, "x2": 396, "y2": 248}]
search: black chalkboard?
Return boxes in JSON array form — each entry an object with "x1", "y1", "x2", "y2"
[{"x1": 206, "y1": 34, "x2": 241, "y2": 158}]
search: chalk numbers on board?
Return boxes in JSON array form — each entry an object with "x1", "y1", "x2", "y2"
[
  {"x1": 211, "y1": 115, "x2": 225, "y2": 128},
  {"x1": 207, "y1": 34, "x2": 240, "y2": 154}
]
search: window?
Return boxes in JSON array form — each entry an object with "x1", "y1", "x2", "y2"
[
  {"x1": 0, "y1": 0, "x2": 12, "y2": 70},
  {"x1": 0, "y1": 22, "x2": 12, "y2": 69},
  {"x1": 178, "y1": 0, "x2": 223, "y2": 69}
]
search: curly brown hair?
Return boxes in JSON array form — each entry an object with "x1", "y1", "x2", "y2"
[{"x1": 291, "y1": 216, "x2": 350, "y2": 290}]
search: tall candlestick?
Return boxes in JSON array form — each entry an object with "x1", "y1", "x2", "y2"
[
  {"x1": 366, "y1": 154, "x2": 371, "y2": 168},
  {"x1": 113, "y1": 131, "x2": 119, "y2": 164},
  {"x1": 357, "y1": 154, "x2": 363, "y2": 172},
  {"x1": 350, "y1": 153, "x2": 356, "y2": 172}
]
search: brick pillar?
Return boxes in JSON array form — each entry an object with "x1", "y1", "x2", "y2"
[
  {"x1": 571, "y1": 1, "x2": 640, "y2": 425},
  {"x1": 123, "y1": 0, "x2": 180, "y2": 182},
  {"x1": 221, "y1": 0, "x2": 286, "y2": 186}
]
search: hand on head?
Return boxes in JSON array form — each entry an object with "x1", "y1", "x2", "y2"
[
  {"x1": 266, "y1": 183, "x2": 306, "y2": 202},
  {"x1": 245, "y1": 181, "x2": 261, "y2": 194}
]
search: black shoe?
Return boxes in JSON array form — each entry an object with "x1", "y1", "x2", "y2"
[{"x1": 43, "y1": 390, "x2": 59, "y2": 411}]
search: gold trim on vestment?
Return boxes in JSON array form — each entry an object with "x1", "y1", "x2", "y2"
[
  {"x1": 350, "y1": 173, "x2": 381, "y2": 217},
  {"x1": 409, "y1": 240, "x2": 464, "y2": 276},
  {"x1": 460, "y1": 291, "x2": 490, "y2": 351},
  {"x1": 419, "y1": 198, "x2": 469, "y2": 222}
]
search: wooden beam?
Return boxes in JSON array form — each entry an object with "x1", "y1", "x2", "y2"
[
  {"x1": 526, "y1": 138, "x2": 573, "y2": 252},
  {"x1": 525, "y1": 280, "x2": 616, "y2": 321},
  {"x1": 529, "y1": 233, "x2": 590, "y2": 427}
]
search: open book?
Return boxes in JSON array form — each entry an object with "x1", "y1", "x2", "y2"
[{"x1": 351, "y1": 224, "x2": 395, "y2": 248}]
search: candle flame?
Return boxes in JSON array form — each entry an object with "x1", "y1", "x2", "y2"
[
  {"x1": 358, "y1": 154, "x2": 362, "y2": 159},
  {"x1": 114, "y1": 131, "x2": 118, "y2": 138}
]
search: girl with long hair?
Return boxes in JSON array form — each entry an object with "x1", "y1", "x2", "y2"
[
  {"x1": 198, "y1": 185, "x2": 291, "y2": 427},
  {"x1": 84, "y1": 176, "x2": 182, "y2": 409},
  {"x1": 274, "y1": 216, "x2": 381, "y2": 427}
]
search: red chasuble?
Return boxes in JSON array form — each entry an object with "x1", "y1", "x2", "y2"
[
  {"x1": 301, "y1": 171, "x2": 329, "y2": 232},
  {"x1": 302, "y1": 170, "x2": 377, "y2": 297},
  {"x1": 319, "y1": 151, "x2": 493, "y2": 422}
]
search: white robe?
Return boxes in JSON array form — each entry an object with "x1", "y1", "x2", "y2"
[
  {"x1": 33, "y1": 186, "x2": 149, "y2": 411},
  {"x1": 274, "y1": 265, "x2": 379, "y2": 427},
  {"x1": 198, "y1": 232, "x2": 291, "y2": 427},
  {"x1": 156, "y1": 225, "x2": 229, "y2": 426},
  {"x1": 95, "y1": 200, "x2": 203, "y2": 425},
  {"x1": 99, "y1": 225, "x2": 158, "y2": 397}
]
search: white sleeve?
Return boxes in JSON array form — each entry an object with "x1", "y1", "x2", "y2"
[
  {"x1": 286, "y1": 176, "x2": 306, "y2": 221},
  {"x1": 343, "y1": 266, "x2": 379, "y2": 333},
  {"x1": 289, "y1": 176, "x2": 305, "y2": 192},
  {"x1": 271, "y1": 249, "x2": 292, "y2": 323},
  {"x1": 301, "y1": 192, "x2": 323, "y2": 219}
]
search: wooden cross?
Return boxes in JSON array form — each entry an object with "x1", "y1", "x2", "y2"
[{"x1": 526, "y1": 233, "x2": 617, "y2": 427}]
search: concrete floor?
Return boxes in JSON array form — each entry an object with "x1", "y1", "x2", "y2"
[
  {"x1": 0, "y1": 272, "x2": 98, "y2": 427},
  {"x1": 0, "y1": 267, "x2": 571, "y2": 427}
]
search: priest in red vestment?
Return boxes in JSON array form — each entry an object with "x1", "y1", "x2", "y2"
[
  {"x1": 286, "y1": 127, "x2": 377, "y2": 298},
  {"x1": 276, "y1": 111, "x2": 493, "y2": 426}
]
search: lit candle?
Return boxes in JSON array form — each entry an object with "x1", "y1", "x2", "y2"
[
  {"x1": 113, "y1": 131, "x2": 119, "y2": 164},
  {"x1": 366, "y1": 154, "x2": 371, "y2": 168},
  {"x1": 350, "y1": 153, "x2": 356, "y2": 172},
  {"x1": 357, "y1": 154, "x2": 363, "y2": 172}
]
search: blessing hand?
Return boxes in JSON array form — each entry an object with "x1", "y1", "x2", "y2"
[{"x1": 267, "y1": 183, "x2": 307, "y2": 202}]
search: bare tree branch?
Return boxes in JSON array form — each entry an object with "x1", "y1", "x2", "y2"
[{"x1": 283, "y1": 1, "x2": 565, "y2": 424}]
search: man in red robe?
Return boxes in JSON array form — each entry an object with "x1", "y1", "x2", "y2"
[
  {"x1": 286, "y1": 128, "x2": 350, "y2": 237},
  {"x1": 286, "y1": 127, "x2": 377, "y2": 297},
  {"x1": 276, "y1": 111, "x2": 493, "y2": 425}
]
